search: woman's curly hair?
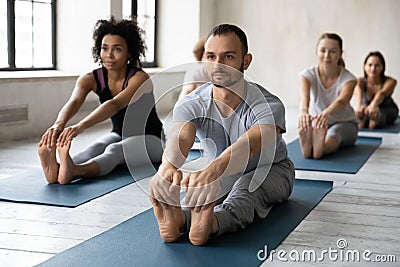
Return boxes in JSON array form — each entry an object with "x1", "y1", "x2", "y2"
[{"x1": 92, "y1": 17, "x2": 146, "y2": 67}]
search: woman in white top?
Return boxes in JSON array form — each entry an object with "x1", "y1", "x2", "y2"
[
  {"x1": 178, "y1": 36, "x2": 209, "y2": 99},
  {"x1": 298, "y1": 33, "x2": 358, "y2": 159}
]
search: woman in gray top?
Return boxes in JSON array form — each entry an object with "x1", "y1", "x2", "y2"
[{"x1": 298, "y1": 33, "x2": 358, "y2": 159}]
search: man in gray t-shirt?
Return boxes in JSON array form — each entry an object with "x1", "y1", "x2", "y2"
[{"x1": 149, "y1": 24, "x2": 295, "y2": 246}]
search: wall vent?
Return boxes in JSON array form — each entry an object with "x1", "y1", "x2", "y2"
[{"x1": 0, "y1": 105, "x2": 28, "y2": 124}]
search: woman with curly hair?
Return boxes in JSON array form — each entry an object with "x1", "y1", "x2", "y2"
[
  {"x1": 38, "y1": 17, "x2": 163, "y2": 184},
  {"x1": 353, "y1": 51, "x2": 398, "y2": 129}
]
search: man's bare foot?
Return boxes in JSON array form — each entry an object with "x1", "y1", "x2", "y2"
[
  {"x1": 153, "y1": 204, "x2": 186, "y2": 242},
  {"x1": 312, "y1": 127, "x2": 327, "y2": 159},
  {"x1": 38, "y1": 143, "x2": 59, "y2": 183},
  {"x1": 57, "y1": 141, "x2": 76, "y2": 184},
  {"x1": 189, "y1": 204, "x2": 219, "y2": 246},
  {"x1": 298, "y1": 127, "x2": 313, "y2": 158}
]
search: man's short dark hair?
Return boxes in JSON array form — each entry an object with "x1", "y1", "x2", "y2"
[{"x1": 208, "y1": 24, "x2": 248, "y2": 56}]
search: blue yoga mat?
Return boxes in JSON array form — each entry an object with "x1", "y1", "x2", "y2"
[
  {"x1": 0, "y1": 166, "x2": 137, "y2": 207},
  {"x1": 287, "y1": 136, "x2": 382, "y2": 174},
  {"x1": 37, "y1": 178, "x2": 332, "y2": 267},
  {"x1": 0, "y1": 150, "x2": 202, "y2": 207},
  {"x1": 359, "y1": 116, "x2": 400, "y2": 133}
]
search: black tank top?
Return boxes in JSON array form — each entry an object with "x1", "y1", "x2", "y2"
[
  {"x1": 362, "y1": 77, "x2": 397, "y2": 109},
  {"x1": 93, "y1": 67, "x2": 163, "y2": 138}
]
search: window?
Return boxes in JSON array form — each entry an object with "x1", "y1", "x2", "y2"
[
  {"x1": 123, "y1": 0, "x2": 157, "y2": 67},
  {"x1": 0, "y1": 0, "x2": 56, "y2": 71}
]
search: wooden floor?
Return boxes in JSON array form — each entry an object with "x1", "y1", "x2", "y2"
[{"x1": 0, "y1": 107, "x2": 399, "y2": 267}]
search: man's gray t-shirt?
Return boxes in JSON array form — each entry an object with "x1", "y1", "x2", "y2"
[{"x1": 173, "y1": 81, "x2": 288, "y2": 171}]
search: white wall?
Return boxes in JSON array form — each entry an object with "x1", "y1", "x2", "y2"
[{"x1": 213, "y1": 0, "x2": 400, "y2": 108}]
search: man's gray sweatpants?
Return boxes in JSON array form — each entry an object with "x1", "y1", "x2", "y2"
[{"x1": 183, "y1": 157, "x2": 295, "y2": 235}]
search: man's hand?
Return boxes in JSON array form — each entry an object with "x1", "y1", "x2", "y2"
[
  {"x1": 182, "y1": 162, "x2": 222, "y2": 211},
  {"x1": 149, "y1": 162, "x2": 182, "y2": 207}
]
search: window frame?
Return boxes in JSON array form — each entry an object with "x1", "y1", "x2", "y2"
[
  {"x1": 1, "y1": 0, "x2": 57, "y2": 71},
  {"x1": 131, "y1": 0, "x2": 158, "y2": 68}
]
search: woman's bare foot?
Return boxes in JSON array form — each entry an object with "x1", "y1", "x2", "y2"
[
  {"x1": 312, "y1": 127, "x2": 327, "y2": 159},
  {"x1": 368, "y1": 118, "x2": 378, "y2": 129},
  {"x1": 298, "y1": 127, "x2": 313, "y2": 158},
  {"x1": 358, "y1": 118, "x2": 366, "y2": 129},
  {"x1": 38, "y1": 143, "x2": 59, "y2": 183},
  {"x1": 57, "y1": 141, "x2": 76, "y2": 184},
  {"x1": 153, "y1": 204, "x2": 186, "y2": 242},
  {"x1": 189, "y1": 204, "x2": 219, "y2": 246}
]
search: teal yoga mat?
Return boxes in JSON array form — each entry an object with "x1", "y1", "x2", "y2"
[
  {"x1": 287, "y1": 136, "x2": 382, "y2": 174},
  {"x1": 0, "y1": 165, "x2": 139, "y2": 207},
  {"x1": 0, "y1": 150, "x2": 201, "y2": 207},
  {"x1": 37, "y1": 178, "x2": 333, "y2": 267},
  {"x1": 359, "y1": 116, "x2": 400, "y2": 133}
]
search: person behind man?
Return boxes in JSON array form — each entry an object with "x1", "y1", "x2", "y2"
[
  {"x1": 149, "y1": 24, "x2": 295, "y2": 246},
  {"x1": 178, "y1": 36, "x2": 209, "y2": 99},
  {"x1": 298, "y1": 33, "x2": 358, "y2": 159},
  {"x1": 353, "y1": 51, "x2": 398, "y2": 129},
  {"x1": 38, "y1": 17, "x2": 163, "y2": 184}
]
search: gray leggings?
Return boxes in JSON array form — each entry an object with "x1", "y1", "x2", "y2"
[
  {"x1": 326, "y1": 121, "x2": 358, "y2": 147},
  {"x1": 73, "y1": 133, "x2": 163, "y2": 176},
  {"x1": 183, "y1": 158, "x2": 295, "y2": 235}
]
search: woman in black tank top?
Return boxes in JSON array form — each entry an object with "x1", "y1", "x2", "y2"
[
  {"x1": 38, "y1": 17, "x2": 163, "y2": 184},
  {"x1": 353, "y1": 51, "x2": 398, "y2": 129}
]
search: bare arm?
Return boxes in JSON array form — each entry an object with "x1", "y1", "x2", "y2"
[
  {"x1": 325, "y1": 80, "x2": 356, "y2": 115},
  {"x1": 353, "y1": 78, "x2": 365, "y2": 109},
  {"x1": 57, "y1": 70, "x2": 150, "y2": 143},
  {"x1": 369, "y1": 77, "x2": 397, "y2": 107},
  {"x1": 163, "y1": 121, "x2": 197, "y2": 168},
  {"x1": 211, "y1": 124, "x2": 279, "y2": 177},
  {"x1": 183, "y1": 124, "x2": 279, "y2": 208},
  {"x1": 298, "y1": 76, "x2": 312, "y2": 129},
  {"x1": 39, "y1": 72, "x2": 95, "y2": 147},
  {"x1": 149, "y1": 121, "x2": 196, "y2": 206},
  {"x1": 179, "y1": 83, "x2": 198, "y2": 100},
  {"x1": 314, "y1": 79, "x2": 356, "y2": 128}
]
